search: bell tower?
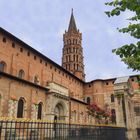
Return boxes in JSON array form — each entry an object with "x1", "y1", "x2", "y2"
[{"x1": 62, "y1": 9, "x2": 85, "y2": 81}]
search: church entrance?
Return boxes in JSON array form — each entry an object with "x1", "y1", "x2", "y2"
[
  {"x1": 54, "y1": 103, "x2": 66, "y2": 138},
  {"x1": 54, "y1": 103, "x2": 65, "y2": 121}
]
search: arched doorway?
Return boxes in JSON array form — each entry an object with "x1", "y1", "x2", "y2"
[
  {"x1": 54, "y1": 102, "x2": 66, "y2": 138},
  {"x1": 54, "y1": 103, "x2": 65, "y2": 121}
]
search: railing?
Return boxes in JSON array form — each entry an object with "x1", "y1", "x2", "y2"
[{"x1": 0, "y1": 118, "x2": 126, "y2": 140}]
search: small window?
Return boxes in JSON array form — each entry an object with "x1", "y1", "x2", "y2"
[
  {"x1": 12, "y1": 42, "x2": 15, "y2": 48},
  {"x1": 0, "y1": 61, "x2": 6, "y2": 72},
  {"x1": 50, "y1": 65, "x2": 52, "y2": 69},
  {"x1": 34, "y1": 56, "x2": 37, "y2": 60},
  {"x1": 27, "y1": 52, "x2": 30, "y2": 56},
  {"x1": 106, "y1": 82, "x2": 109, "y2": 85},
  {"x1": 45, "y1": 62, "x2": 47, "y2": 66},
  {"x1": 111, "y1": 94, "x2": 115, "y2": 102},
  {"x1": 40, "y1": 59, "x2": 42, "y2": 63},
  {"x1": 3, "y1": 37, "x2": 6, "y2": 43},
  {"x1": 89, "y1": 84, "x2": 91, "y2": 88},
  {"x1": 20, "y1": 48, "x2": 23, "y2": 52},
  {"x1": 131, "y1": 78, "x2": 134, "y2": 82},
  {"x1": 18, "y1": 69, "x2": 25, "y2": 79}
]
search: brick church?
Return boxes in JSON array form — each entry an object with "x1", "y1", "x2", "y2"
[{"x1": 0, "y1": 10, "x2": 140, "y2": 139}]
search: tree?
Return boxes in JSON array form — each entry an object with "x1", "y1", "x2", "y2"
[
  {"x1": 105, "y1": 0, "x2": 140, "y2": 71},
  {"x1": 87, "y1": 103, "x2": 111, "y2": 124}
]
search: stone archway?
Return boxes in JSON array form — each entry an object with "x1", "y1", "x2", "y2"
[{"x1": 54, "y1": 102, "x2": 66, "y2": 121}]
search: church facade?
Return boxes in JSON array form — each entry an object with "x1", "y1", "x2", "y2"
[{"x1": 0, "y1": 11, "x2": 140, "y2": 139}]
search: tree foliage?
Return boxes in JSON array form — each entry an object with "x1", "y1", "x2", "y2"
[
  {"x1": 87, "y1": 103, "x2": 111, "y2": 124},
  {"x1": 105, "y1": 0, "x2": 140, "y2": 71}
]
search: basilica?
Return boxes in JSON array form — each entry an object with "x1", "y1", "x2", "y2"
[{"x1": 0, "y1": 11, "x2": 140, "y2": 139}]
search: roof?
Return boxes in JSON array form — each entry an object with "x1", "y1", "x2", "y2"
[
  {"x1": 86, "y1": 78, "x2": 116, "y2": 84},
  {"x1": 68, "y1": 9, "x2": 77, "y2": 32},
  {"x1": 71, "y1": 97, "x2": 88, "y2": 105},
  {"x1": 114, "y1": 76, "x2": 129, "y2": 84},
  {"x1": 86, "y1": 74, "x2": 140, "y2": 84}
]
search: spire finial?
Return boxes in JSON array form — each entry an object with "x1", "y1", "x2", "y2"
[
  {"x1": 72, "y1": 8, "x2": 73, "y2": 13},
  {"x1": 68, "y1": 9, "x2": 77, "y2": 32}
]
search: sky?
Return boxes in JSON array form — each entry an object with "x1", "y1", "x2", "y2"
[{"x1": 0, "y1": 0, "x2": 139, "y2": 82}]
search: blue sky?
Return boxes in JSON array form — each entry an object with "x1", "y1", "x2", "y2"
[{"x1": 0, "y1": 0, "x2": 138, "y2": 81}]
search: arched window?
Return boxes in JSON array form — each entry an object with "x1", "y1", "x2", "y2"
[
  {"x1": 17, "y1": 98, "x2": 24, "y2": 118},
  {"x1": 87, "y1": 97, "x2": 91, "y2": 105},
  {"x1": 69, "y1": 39, "x2": 71, "y2": 45},
  {"x1": 18, "y1": 69, "x2": 25, "y2": 79},
  {"x1": 73, "y1": 39, "x2": 75, "y2": 44},
  {"x1": 77, "y1": 64, "x2": 79, "y2": 70},
  {"x1": 74, "y1": 63, "x2": 75, "y2": 70},
  {"x1": 75, "y1": 39, "x2": 77, "y2": 44},
  {"x1": 69, "y1": 55, "x2": 70, "y2": 61},
  {"x1": 111, "y1": 94, "x2": 115, "y2": 102},
  {"x1": 73, "y1": 55, "x2": 75, "y2": 61},
  {"x1": 76, "y1": 55, "x2": 78, "y2": 62},
  {"x1": 37, "y1": 102, "x2": 42, "y2": 120},
  {"x1": 69, "y1": 64, "x2": 70, "y2": 70},
  {"x1": 0, "y1": 61, "x2": 6, "y2": 72},
  {"x1": 73, "y1": 48, "x2": 75, "y2": 53}
]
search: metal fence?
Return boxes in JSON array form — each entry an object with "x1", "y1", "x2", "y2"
[{"x1": 0, "y1": 118, "x2": 126, "y2": 140}]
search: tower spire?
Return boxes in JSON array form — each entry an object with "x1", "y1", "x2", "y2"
[
  {"x1": 62, "y1": 10, "x2": 85, "y2": 81},
  {"x1": 68, "y1": 9, "x2": 77, "y2": 32}
]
